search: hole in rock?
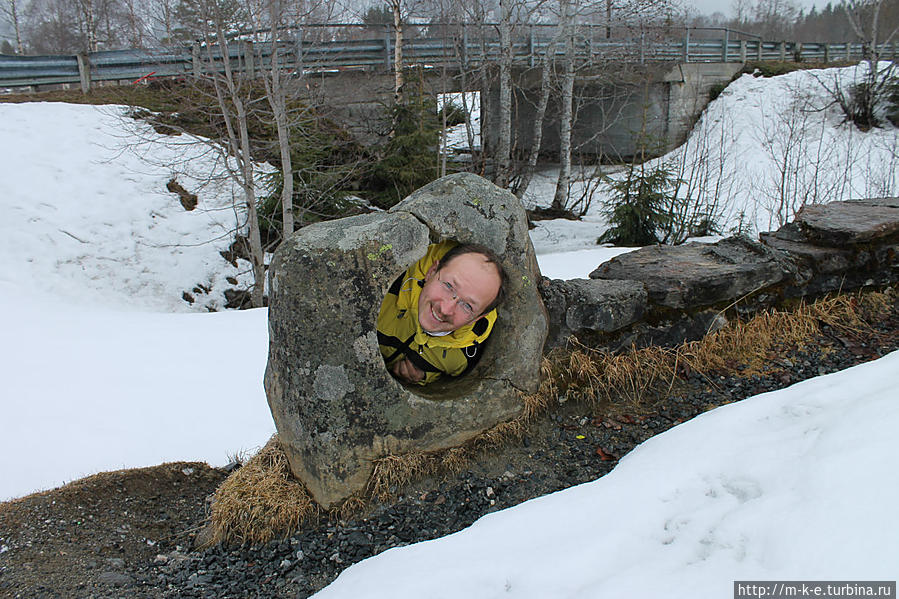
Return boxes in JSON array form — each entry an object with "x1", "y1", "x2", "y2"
[{"x1": 375, "y1": 239, "x2": 507, "y2": 394}]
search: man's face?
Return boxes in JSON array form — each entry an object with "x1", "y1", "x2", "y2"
[{"x1": 417, "y1": 252, "x2": 501, "y2": 334}]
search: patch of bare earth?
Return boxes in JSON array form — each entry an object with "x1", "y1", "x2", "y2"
[{"x1": 0, "y1": 462, "x2": 226, "y2": 598}]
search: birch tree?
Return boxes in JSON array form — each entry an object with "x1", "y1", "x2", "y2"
[
  {"x1": 494, "y1": 0, "x2": 514, "y2": 187},
  {"x1": 262, "y1": 0, "x2": 295, "y2": 236},
  {"x1": 390, "y1": 0, "x2": 404, "y2": 104},
  {"x1": 3, "y1": 0, "x2": 24, "y2": 53},
  {"x1": 512, "y1": 44, "x2": 554, "y2": 199},
  {"x1": 176, "y1": 0, "x2": 267, "y2": 307},
  {"x1": 551, "y1": 0, "x2": 575, "y2": 211}
]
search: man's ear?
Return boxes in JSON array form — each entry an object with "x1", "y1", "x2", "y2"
[{"x1": 425, "y1": 260, "x2": 439, "y2": 280}]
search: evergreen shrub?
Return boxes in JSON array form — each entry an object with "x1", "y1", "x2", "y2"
[{"x1": 598, "y1": 164, "x2": 678, "y2": 246}]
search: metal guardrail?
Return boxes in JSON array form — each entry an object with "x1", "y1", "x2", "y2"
[{"x1": 1, "y1": 26, "x2": 895, "y2": 92}]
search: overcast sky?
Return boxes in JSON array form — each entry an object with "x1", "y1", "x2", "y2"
[
  {"x1": 0, "y1": 0, "x2": 844, "y2": 46},
  {"x1": 687, "y1": 0, "x2": 830, "y2": 19}
]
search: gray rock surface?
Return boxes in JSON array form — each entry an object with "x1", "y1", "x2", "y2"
[
  {"x1": 265, "y1": 173, "x2": 547, "y2": 507},
  {"x1": 589, "y1": 237, "x2": 788, "y2": 309},
  {"x1": 760, "y1": 199, "x2": 899, "y2": 297},
  {"x1": 540, "y1": 198, "x2": 899, "y2": 351},
  {"x1": 608, "y1": 309, "x2": 729, "y2": 352},
  {"x1": 794, "y1": 197, "x2": 899, "y2": 246},
  {"x1": 540, "y1": 278, "x2": 646, "y2": 347},
  {"x1": 759, "y1": 233, "x2": 853, "y2": 275}
]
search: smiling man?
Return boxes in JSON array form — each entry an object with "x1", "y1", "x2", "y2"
[{"x1": 376, "y1": 240, "x2": 507, "y2": 385}]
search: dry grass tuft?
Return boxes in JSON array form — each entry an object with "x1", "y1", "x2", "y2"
[
  {"x1": 333, "y1": 494, "x2": 368, "y2": 521},
  {"x1": 365, "y1": 452, "x2": 440, "y2": 502},
  {"x1": 203, "y1": 436, "x2": 318, "y2": 547}
]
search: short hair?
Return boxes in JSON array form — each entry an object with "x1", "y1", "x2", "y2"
[{"x1": 436, "y1": 243, "x2": 508, "y2": 315}]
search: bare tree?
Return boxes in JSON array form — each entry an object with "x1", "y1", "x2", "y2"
[
  {"x1": 143, "y1": 0, "x2": 177, "y2": 44},
  {"x1": 171, "y1": 0, "x2": 267, "y2": 307},
  {"x1": 545, "y1": 0, "x2": 676, "y2": 214},
  {"x1": 21, "y1": 0, "x2": 138, "y2": 52},
  {"x1": 390, "y1": 0, "x2": 404, "y2": 104},
  {"x1": 551, "y1": 0, "x2": 575, "y2": 211},
  {"x1": 839, "y1": 0, "x2": 899, "y2": 129},
  {"x1": 493, "y1": 0, "x2": 514, "y2": 187},
  {"x1": 2, "y1": 0, "x2": 24, "y2": 52},
  {"x1": 261, "y1": 0, "x2": 295, "y2": 237},
  {"x1": 512, "y1": 44, "x2": 554, "y2": 199}
]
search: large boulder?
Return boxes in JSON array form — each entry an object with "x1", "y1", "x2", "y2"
[
  {"x1": 760, "y1": 199, "x2": 899, "y2": 297},
  {"x1": 265, "y1": 173, "x2": 547, "y2": 507}
]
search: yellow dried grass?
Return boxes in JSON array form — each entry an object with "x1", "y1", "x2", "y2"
[
  {"x1": 536, "y1": 289, "x2": 895, "y2": 412},
  {"x1": 203, "y1": 436, "x2": 318, "y2": 547}
]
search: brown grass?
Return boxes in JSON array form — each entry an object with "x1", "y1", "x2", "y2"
[
  {"x1": 203, "y1": 436, "x2": 318, "y2": 547},
  {"x1": 206, "y1": 289, "x2": 894, "y2": 545},
  {"x1": 537, "y1": 289, "x2": 895, "y2": 414}
]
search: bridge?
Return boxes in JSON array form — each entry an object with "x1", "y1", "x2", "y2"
[{"x1": 0, "y1": 24, "x2": 891, "y2": 92}]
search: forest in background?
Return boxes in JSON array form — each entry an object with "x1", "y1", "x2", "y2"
[{"x1": 687, "y1": 0, "x2": 899, "y2": 43}]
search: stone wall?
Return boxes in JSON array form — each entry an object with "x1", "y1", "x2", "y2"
[{"x1": 541, "y1": 198, "x2": 899, "y2": 350}]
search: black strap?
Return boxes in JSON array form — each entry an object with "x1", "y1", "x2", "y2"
[
  {"x1": 377, "y1": 331, "x2": 442, "y2": 373},
  {"x1": 387, "y1": 273, "x2": 404, "y2": 295},
  {"x1": 472, "y1": 317, "x2": 489, "y2": 336}
]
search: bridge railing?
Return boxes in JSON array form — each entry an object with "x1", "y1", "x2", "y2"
[{"x1": 1, "y1": 24, "x2": 894, "y2": 92}]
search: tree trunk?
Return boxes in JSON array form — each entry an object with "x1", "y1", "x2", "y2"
[
  {"x1": 552, "y1": 2, "x2": 575, "y2": 212},
  {"x1": 9, "y1": 0, "x2": 23, "y2": 54},
  {"x1": 514, "y1": 49, "x2": 553, "y2": 200},
  {"x1": 208, "y1": 18, "x2": 267, "y2": 308},
  {"x1": 266, "y1": 0, "x2": 295, "y2": 237},
  {"x1": 235, "y1": 95, "x2": 267, "y2": 309},
  {"x1": 495, "y1": 0, "x2": 513, "y2": 188},
  {"x1": 391, "y1": 0, "x2": 404, "y2": 105}
]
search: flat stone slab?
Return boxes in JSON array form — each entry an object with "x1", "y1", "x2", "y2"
[
  {"x1": 589, "y1": 237, "x2": 787, "y2": 309},
  {"x1": 265, "y1": 173, "x2": 547, "y2": 507},
  {"x1": 795, "y1": 197, "x2": 899, "y2": 246},
  {"x1": 541, "y1": 278, "x2": 646, "y2": 345},
  {"x1": 759, "y1": 233, "x2": 854, "y2": 275}
]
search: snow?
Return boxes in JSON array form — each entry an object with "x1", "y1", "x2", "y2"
[
  {"x1": 0, "y1": 102, "x2": 264, "y2": 312},
  {"x1": 654, "y1": 62, "x2": 899, "y2": 234},
  {"x1": 0, "y1": 288, "x2": 272, "y2": 500},
  {"x1": 313, "y1": 352, "x2": 899, "y2": 598},
  {"x1": 1, "y1": 64, "x2": 897, "y2": 591},
  {"x1": 0, "y1": 102, "x2": 275, "y2": 500}
]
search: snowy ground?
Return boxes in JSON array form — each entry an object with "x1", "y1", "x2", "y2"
[
  {"x1": 313, "y1": 352, "x2": 899, "y2": 598},
  {"x1": 1, "y1": 63, "x2": 897, "y2": 593}
]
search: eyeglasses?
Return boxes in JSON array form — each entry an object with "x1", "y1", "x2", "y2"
[{"x1": 436, "y1": 271, "x2": 476, "y2": 318}]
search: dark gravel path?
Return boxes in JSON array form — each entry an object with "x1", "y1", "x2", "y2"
[{"x1": 3, "y1": 308, "x2": 897, "y2": 599}]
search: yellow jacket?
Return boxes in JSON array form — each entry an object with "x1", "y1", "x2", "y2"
[{"x1": 377, "y1": 241, "x2": 497, "y2": 385}]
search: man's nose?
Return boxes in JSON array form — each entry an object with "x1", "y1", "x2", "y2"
[{"x1": 439, "y1": 296, "x2": 457, "y2": 315}]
